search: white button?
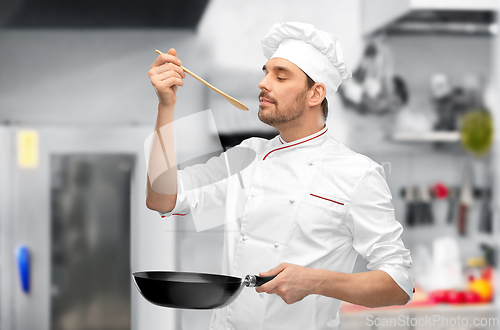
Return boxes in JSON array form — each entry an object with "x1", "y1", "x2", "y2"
[
  {"x1": 290, "y1": 199, "x2": 295, "y2": 204},
  {"x1": 308, "y1": 161, "x2": 313, "y2": 166},
  {"x1": 274, "y1": 243, "x2": 279, "y2": 248},
  {"x1": 268, "y1": 154, "x2": 273, "y2": 159},
  {"x1": 242, "y1": 235, "x2": 248, "y2": 241},
  {"x1": 251, "y1": 193, "x2": 256, "y2": 198}
]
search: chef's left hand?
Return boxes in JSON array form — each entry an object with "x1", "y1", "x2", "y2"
[{"x1": 255, "y1": 262, "x2": 322, "y2": 304}]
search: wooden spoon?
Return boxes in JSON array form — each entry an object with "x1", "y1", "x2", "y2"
[{"x1": 155, "y1": 49, "x2": 248, "y2": 111}]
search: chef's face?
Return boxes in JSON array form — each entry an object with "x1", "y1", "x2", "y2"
[{"x1": 258, "y1": 58, "x2": 310, "y2": 127}]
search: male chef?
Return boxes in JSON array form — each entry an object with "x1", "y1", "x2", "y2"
[{"x1": 146, "y1": 22, "x2": 414, "y2": 330}]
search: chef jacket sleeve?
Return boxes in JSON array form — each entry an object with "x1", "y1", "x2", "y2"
[
  {"x1": 156, "y1": 151, "x2": 230, "y2": 218},
  {"x1": 348, "y1": 162, "x2": 414, "y2": 303}
]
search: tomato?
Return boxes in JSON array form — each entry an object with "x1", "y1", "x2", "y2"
[
  {"x1": 446, "y1": 290, "x2": 465, "y2": 304},
  {"x1": 464, "y1": 290, "x2": 481, "y2": 303},
  {"x1": 429, "y1": 290, "x2": 450, "y2": 303}
]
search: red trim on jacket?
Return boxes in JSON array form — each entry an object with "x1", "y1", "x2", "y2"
[
  {"x1": 310, "y1": 193, "x2": 344, "y2": 205},
  {"x1": 264, "y1": 128, "x2": 328, "y2": 160},
  {"x1": 161, "y1": 213, "x2": 187, "y2": 218}
]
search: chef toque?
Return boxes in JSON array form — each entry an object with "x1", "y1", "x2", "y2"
[{"x1": 261, "y1": 22, "x2": 351, "y2": 97}]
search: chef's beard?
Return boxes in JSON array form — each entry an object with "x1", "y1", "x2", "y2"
[{"x1": 258, "y1": 90, "x2": 307, "y2": 126}]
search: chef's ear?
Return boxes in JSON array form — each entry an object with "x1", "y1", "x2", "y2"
[{"x1": 308, "y1": 82, "x2": 326, "y2": 108}]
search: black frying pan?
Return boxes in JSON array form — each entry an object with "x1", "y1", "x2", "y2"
[{"x1": 132, "y1": 271, "x2": 276, "y2": 309}]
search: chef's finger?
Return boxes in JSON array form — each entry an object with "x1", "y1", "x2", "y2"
[
  {"x1": 264, "y1": 287, "x2": 284, "y2": 296},
  {"x1": 255, "y1": 276, "x2": 281, "y2": 293},
  {"x1": 150, "y1": 67, "x2": 184, "y2": 84},
  {"x1": 157, "y1": 69, "x2": 184, "y2": 82},
  {"x1": 150, "y1": 62, "x2": 186, "y2": 79},
  {"x1": 154, "y1": 76, "x2": 184, "y2": 89},
  {"x1": 150, "y1": 51, "x2": 182, "y2": 69},
  {"x1": 259, "y1": 262, "x2": 288, "y2": 276}
]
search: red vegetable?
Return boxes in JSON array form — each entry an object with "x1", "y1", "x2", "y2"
[
  {"x1": 430, "y1": 290, "x2": 449, "y2": 303},
  {"x1": 446, "y1": 290, "x2": 465, "y2": 304},
  {"x1": 464, "y1": 290, "x2": 481, "y2": 304}
]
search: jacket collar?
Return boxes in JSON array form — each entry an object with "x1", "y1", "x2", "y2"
[{"x1": 264, "y1": 125, "x2": 328, "y2": 160}]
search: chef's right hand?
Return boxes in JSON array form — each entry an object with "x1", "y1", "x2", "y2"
[{"x1": 148, "y1": 48, "x2": 186, "y2": 108}]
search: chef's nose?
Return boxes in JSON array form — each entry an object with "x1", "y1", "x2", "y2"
[{"x1": 258, "y1": 75, "x2": 270, "y2": 91}]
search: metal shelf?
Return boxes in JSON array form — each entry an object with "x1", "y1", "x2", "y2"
[{"x1": 392, "y1": 131, "x2": 460, "y2": 142}]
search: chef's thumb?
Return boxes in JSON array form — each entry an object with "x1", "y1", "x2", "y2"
[{"x1": 167, "y1": 48, "x2": 177, "y2": 56}]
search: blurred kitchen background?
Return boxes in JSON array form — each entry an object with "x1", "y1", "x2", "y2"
[{"x1": 1, "y1": 0, "x2": 500, "y2": 329}]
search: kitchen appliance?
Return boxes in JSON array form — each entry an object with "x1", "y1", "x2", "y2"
[
  {"x1": 133, "y1": 271, "x2": 275, "y2": 309},
  {"x1": 16, "y1": 245, "x2": 30, "y2": 293},
  {"x1": 0, "y1": 126, "x2": 175, "y2": 330},
  {"x1": 362, "y1": 0, "x2": 497, "y2": 36}
]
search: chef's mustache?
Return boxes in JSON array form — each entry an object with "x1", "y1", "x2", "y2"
[{"x1": 259, "y1": 92, "x2": 277, "y2": 104}]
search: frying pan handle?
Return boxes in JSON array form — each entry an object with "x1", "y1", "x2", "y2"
[{"x1": 244, "y1": 275, "x2": 277, "y2": 287}]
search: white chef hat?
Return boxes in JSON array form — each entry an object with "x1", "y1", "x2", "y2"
[{"x1": 261, "y1": 22, "x2": 351, "y2": 96}]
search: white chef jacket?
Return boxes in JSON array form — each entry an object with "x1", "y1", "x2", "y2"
[{"x1": 159, "y1": 125, "x2": 414, "y2": 330}]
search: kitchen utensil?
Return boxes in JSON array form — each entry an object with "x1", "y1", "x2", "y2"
[
  {"x1": 431, "y1": 182, "x2": 448, "y2": 226},
  {"x1": 133, "y1": 271, "x2": 275, "y2": 309},
  {"x1": 155, "y1": 50, "x2": 248, "y2": 111},
  {"x1": 446, "y1": 187, "x2": 458, "y2": 224},
  {"x1": 414, "y1": 186, "x2": 424, "y2": 225},
  {"x1": 420, "y1": 185, "x2": 434, "y2": 225},
  {"x1": 338, "y1": 40, "x2": 407, "y2": 114},
  {"x1": 431, "y1": 73, "x2": 457, "y2": 131},
  {"x1": 458, "y1": 164, "x2": 474, "y2": 236},
  {"x1": 413, "y1": 186, "x2": 424, "y2": 225},
  {"x1": 404, "y1": 186, "x2": 415, "y2": 227},
  {"x1": 478, "y1": 188, "x2": 492, "y2": 233}
]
